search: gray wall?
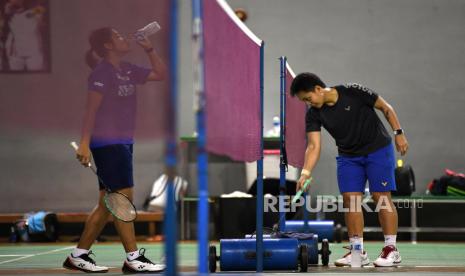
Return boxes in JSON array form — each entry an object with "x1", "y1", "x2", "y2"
[
  {"x1": 1, "y1": 0, "x2": 464, "y2": 212},
  {"x1": 180, "y1": 0, "x2": 465, "y2": 196}
]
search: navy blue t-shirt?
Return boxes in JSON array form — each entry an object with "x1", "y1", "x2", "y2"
[
  {"x1": 306, "y1": 83, "x2": 391, "y2": 156},
  {"x1": 88, "y1": 60, "x2": 151, "y2": 148}
]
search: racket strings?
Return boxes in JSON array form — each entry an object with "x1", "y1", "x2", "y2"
[{"x1": 105, "y1": 192, "x2": 137, "y2": 222}]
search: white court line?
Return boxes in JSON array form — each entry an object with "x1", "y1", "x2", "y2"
[
  {"x1": 0, "y1": 255, "x2": 33, "y2": 257},
  {"x1": 0, "y1": 246, "x2": 73, "y2": 265},
  {"x1": 415, "y1": 265, "x2": 465, "y2": 268},
  {"x1": 0, "y1": 254, "x2": 32, "y2": 258}
]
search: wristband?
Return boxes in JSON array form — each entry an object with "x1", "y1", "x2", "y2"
[
  {"x1": 301, "y1": 169, "x2": 311, "y2": 177},
  {"x1": 393, "y1": 129, "x2": 404, "y2": 136},
  {"x1": 145, "y1": 47, "x2": 154, "y2": 53}
]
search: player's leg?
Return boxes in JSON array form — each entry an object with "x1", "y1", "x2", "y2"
[
  {"x1": 112, "y1": 187, "x2": 137, "y2": 253},
  {"x1": 334, "y1": 156, "x2": 369, "y2": 267},
  {"x1": 115, "y1": 187, "x2": 164, "y2": 273},
  {"x1": 367, "y1": 143, "x2": 401, "y2": 267},
  {"x1": 104, "y1": 145, "x2": 165, "y2": 273},
  {"x1": 371, "y1": 192, "x2": 398, "y2": 236},
  {"x1": 63, "y1": 190, "x2": 110, "y2": 273},
  {"x1": 77, "y1": 190, "x2": 111, "y2": 249}
]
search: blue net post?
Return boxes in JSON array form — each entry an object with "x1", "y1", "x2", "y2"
[
  {"x1": 164, "y1": 0, "x2": 179, "y2": 275},
  {"x1": 279, "y1": 56, "x2": 287, "y2": 231},
  {"x1": 256, "y1": 41, "x2": 265, "y2": 273},
  {"x1": 192, "y1": 0, "x2": 209, "y2": 274}
]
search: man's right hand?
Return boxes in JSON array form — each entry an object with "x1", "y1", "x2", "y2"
[
  {"x1": 76, "y1": 143, "x2": 91, "y2": 167},
  {"x1": 296, "y1": 174, "x2": 311, "y2": 193}
]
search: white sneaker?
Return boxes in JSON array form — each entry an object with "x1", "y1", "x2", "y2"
[
  {"x1": 373, "y1": 245, "x2": 402, "y2": 267},
  {"x1": 122, "y1": 248, "x2": 165, "y2": 273},
  {"x1": 334, "y1": 246, "x2": 370, "y2": 267},
  {"x1": 63, "y1": 251, "x2": 109, "y2": 273}
]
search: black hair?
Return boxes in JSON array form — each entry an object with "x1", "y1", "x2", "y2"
[
  {"x1": 290, "y1": 72, "x2": 326, "y2": 97},
  {"x1": 85, "y1": 27, "x2": 113, "y2": 69}
]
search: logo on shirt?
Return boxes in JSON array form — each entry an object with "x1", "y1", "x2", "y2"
[
  {"x1": 345, "y1": 106, "x2": 351, "y2": 111},
  {"x1": 118, "y1": 84, "x2": 135, "y2": 97},
  {"x1": 116, "y1": 73, "x2": 130, "y2": 81},
  {"x1": 93, "y1": 81, "x2": 104, "y2": 87},
  {"x1": 344, "y1": 83, "x2": 374, "y2": 95}
]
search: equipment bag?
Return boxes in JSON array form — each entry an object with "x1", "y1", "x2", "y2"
[
  {"x1": 143, "y1": 174, "x2": 188, "y2": 211},
  {"x1": 392, "y1": 162, "x2": 415, "y2": 196},
  {"x1": 14, "y1": 211, "x2": 59, "y2": 242}
]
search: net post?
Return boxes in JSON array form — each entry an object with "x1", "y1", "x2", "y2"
[
  {"x1": 164, "y1": 0, "x2": 179, "y2": 275},
  {"x1": 192, "y1": 0, "x2": 209, "y2": 274},
  {"x1": 256, "y1": 41, "x2": 265, "y2": 273},
  {"x1": 279, "y1": 56, "x2": 287, "y2": 231}
]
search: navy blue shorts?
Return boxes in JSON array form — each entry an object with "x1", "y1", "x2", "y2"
[
  {"x1": 91, "y1": 144, "x2": 134, "y2": 191},
  {"x1": 336, "y1": 143, "x2": 396, "y2": 193}
]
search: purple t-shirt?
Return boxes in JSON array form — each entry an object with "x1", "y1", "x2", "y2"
[{"x1": 88, "y1": 60, "x2": 151, "y2": 148}]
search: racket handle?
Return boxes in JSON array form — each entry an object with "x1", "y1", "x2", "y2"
[
  {"x1": 292, "y1": 177, "x2": 312, "y2": 203},
  {"x1": 70, "y1": 141, "x2": 78, "y2": 150}
]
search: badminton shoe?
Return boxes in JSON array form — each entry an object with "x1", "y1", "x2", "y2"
[
  {"x1": 122, "y1": 248, "x2": 165, "y2": 273},
  {"x1": 63, "y1": 251, "x2": 109, "y2": 273},
  {"x1": 373, "y1": 245, "x2": 402, "y2": 267},
  {"x1": 334, "y1": 246, "x2": 370, "y2": 267}
]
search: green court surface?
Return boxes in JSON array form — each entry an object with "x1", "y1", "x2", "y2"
[{"x1": 0, "y1": 241, "x2": 464, "y2": 275}]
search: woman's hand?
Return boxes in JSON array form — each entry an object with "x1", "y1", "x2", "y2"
[
  {"x1": 76, "y1": 143, "x2": 91, "y2": 167},
  {"x1": 135, "y1": 36, "x2": 154, "y2": 51}
]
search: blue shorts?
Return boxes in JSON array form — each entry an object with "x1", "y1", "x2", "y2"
[
  {"x1": 91, "y1": 144, "x2": 134, "y2": 191},
  {"x1": 336, "y1": 143, "x2": 396, "y2": 193}
]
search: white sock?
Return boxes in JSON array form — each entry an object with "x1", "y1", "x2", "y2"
[
  {"x1": 127, "y1": 250, "x2": 140, "y2": 261},
  {"x1": 349, "y1": 236, "x2": 364, "y2": 252},
  {"x1": 384, "y1": 235, "x2": 397, "y2": 247},
  {"x1": 72, "y1": 247, "x2": 89, "y2": 258}
]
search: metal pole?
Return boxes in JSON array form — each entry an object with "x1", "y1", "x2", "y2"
[
  {"x1": 164, "y1": 0, "x2": 179, "y2": 275},
  {"x1": 256, "y1": 41, "x2": 265, "y2": 272},
  {"x1": 192, "y1": 0, "x2": 209, "y2": 274},
  {"x1": 279, "y1": 56, "x2": 286, "y2": 231}
]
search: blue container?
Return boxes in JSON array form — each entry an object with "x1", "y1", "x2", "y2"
[
  {"x1": 284, "y1": 220, "x2": 334, "y2": 241},
  {"x1": 220, "y1": 238, "x2": 299, "y2": 271},
  {"x1": 297, "y1": 234, "x2": 319, "y2": 264}
]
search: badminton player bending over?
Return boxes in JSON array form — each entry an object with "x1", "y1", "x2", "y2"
[
  {"x1": 63, "y1": 27, "x2": 167, "y2": 273},
  {"x1": 291, "y1": 73, "x2": 409, "y2": 267}
]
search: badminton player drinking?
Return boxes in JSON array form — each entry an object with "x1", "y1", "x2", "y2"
[
  {"x1": 63, "y1": 27, "x2": 167, "y2": 273},
  {"x1": 291, "y1": 73, "x2": 409, "y2": 267}
]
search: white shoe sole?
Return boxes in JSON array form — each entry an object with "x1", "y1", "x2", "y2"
[{"x1": 374, "y1": 256, "x2": 402, "y2": 267}]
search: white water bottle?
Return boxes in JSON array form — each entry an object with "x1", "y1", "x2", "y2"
[
  {"x1": 351, "y1": 236, "x2": 362, "y2": 267},
  {"x1": 134, "y1": 21, "x2": 161, "y2": 41}
]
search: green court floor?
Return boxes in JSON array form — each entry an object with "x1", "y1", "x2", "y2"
[{"x1": 0, "y1": 241, "x2": 464, "y2": 275}]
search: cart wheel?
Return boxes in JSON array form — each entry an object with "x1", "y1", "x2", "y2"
[
  {"x1": 319, "y1": 239, "x2": 331, "y2": 266},
  {"x1": 299, "y1": 244, "x2": 308, "y2": 272},
  {"x1": 209, "y1": 245, "x2": 217, "y2": 273},
  {"x1": 334, "y1": 224, "x2": 343, "y2": 243}
]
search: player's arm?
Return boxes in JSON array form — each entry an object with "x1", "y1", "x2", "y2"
[
  {"x1": 137, "y1": 37, "x2": 167, "y2": 81},
  {"x1": 374, "y1": 96, "x2": 409, "y2": 155},
  {"x1": 145, "y1": 49, "x2": 167, "y2": 81},
  {"x1": 77, "y1": 91, "x2": 103, "y2": 166},
  {"x1": 297, "y1": 131, "x2": 321, "y2": 192}
]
